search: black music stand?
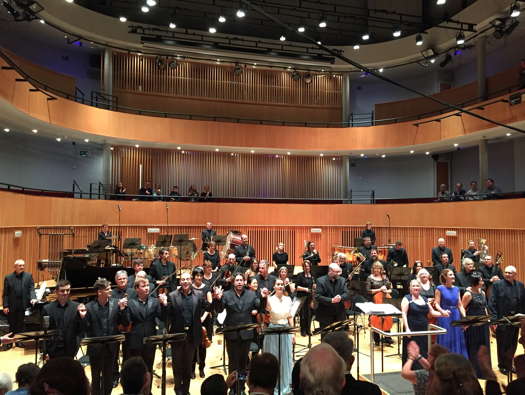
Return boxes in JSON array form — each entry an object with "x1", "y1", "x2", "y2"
[
  {"x1": 156, "y1": 235, "x2": 173, "y2": 248},
  {"x1": 313, "y1": 265, "x2": 328, "y2": 279},
  {"x1": 88, "y1": 239, "x2": 112, "y2": 252},
  {"x1": 15, "y1": 330, "x2": 57, "y2": 365},
  {"x1": 123, "y1": 238, "x2": 142, "y2": 264},
  {"x1": 172, "y1": 234, "x2": 188, "y2": 275},
  {"x1": 214, "y1": 235, "x2": 227, "y2": 248},
  {"x1": 262, "y1": 326, "x2": 298, "y2": 395},
  {"x1": 390, "y1": 267, "x2": 411, "y2": 295},
  {"x1": 144, "y1": 333, "x2": 186, "y2": 395}
]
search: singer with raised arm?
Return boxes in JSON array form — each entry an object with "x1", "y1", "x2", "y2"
[
  {"x1": 42, "y1": 279, "x2": 82, "y2": 359},
  {"x1": 2, "y1": 259, "x2": 37, "y2": 334},
  {"x1": 150, "y1": 248, "x2": 177, "y2": 293},
  {"x1": 201, "y1": 222, "x2": 217, "y2": 251},
  {"x1": 302, "y1": 241, "x2": 321, "y2": 277}
]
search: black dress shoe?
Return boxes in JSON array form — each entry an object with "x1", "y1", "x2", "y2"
[
  {"x1": 191, "y1": 372, "x2": 196, "y2": 379},
  {"x1": 199, "y1": 369, "x2": 205, "y2": 378}
]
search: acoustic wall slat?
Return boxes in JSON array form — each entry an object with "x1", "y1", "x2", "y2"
[{"x1": 112, "y1": 52, "x2": 341, "y2": 107}]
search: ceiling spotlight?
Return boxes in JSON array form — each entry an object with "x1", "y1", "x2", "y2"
[
  {"x1": 65, "y1": 0, "x2": 74, "y2": 3},
  {"x1": 378, "y1": 68, "x2": 384, "y2": 73},
  {"x1": 84, "y1": 138, "x2": 89, "y2": 143},
  {"x1": 453, "y1": 143, "x2": 459, "y2": 147},
  {"x1": 119, "y1": 16, "x2": 127, "y2": 22},
  {"x1": 456, "y1": 31, "x2": 465, "y2": 45},
  {"x1": 297, "y1": 26, "x2": 305, "y2": 33},
  {"x1": 320, "y1": 153, "x2": 324, "y2": 157},
  {"x1": 146, "y1": 0, "x2": 156, "y2": 6},
  {"x1": 110, "y1": 146, "x2": 114, "y2": 150},
  {"x1": 430, "y1": 57, "x2": 436, "y2": 64},
  {"x1": 56, "y1": 137, "x2": 61, "y2": 142},
  {"x1": 135, "y1": 144, "x2": 140, "y2": 148},
  {"x1": 250, "y1": 150, "x2": 255, "y2": 153},
  {"x1": 353, "y1": 44, "x2": 360, "y2": 50},
  {"x1": 280, "y1": 35, "x2": 286, "y2": 41},
  {"x1": 39, "y1": 19, "x2": 45, "y2": 24},
  {"x1": 32, "y1": 129, "x2": 38, "y2": 133},
  {"x1": 236, "y1": 9, "x2": 245, "y2": 18},
  {"x1": 381, "y1": 154, "x2": 386, "y2": 158},
  {"x1": 287, "y1": 152, "x2": 291, "y2": 155},
  {"x1": 360, "y1": 153, "x2": 364, "y2": 157},
  {"x1": 3, "y1": 128, "x2": 10, "y2": 132},
  {"x1": 215, "y1": 148, "x2": 220, "y2": 152},
  {"x1": 362, "y1": 33, "x2": 370, "y2": 40},
  {"x1": 416, "y1": 34, "x2": 423, "y2": 46},
  {"x1": 218, "y1": 15, "x2": 226, "y2": 23},
  {"x1": 169, "y1": 22, "x2": 176, "y2": 29},
  {"x1": 319, "y1": 21, "x2": 327, "y2": 28},
  {"x1": 316, "y1": 41, "x2": 322, "y2": 45},
  {"x1": 436, "y1": 0, "x2": 446, "y2": 5},
  {"x1": 177, "y1": 146, "x2": 181, "y2": 150},
  {"x1": 506, "y1": 132, "x2": 512, "y2": 136},
  {"x1": 141, "y1": 6, "x2": 149, "y2": 13},
  {"x1": 209, "y1": 27, "x2": 217, "y2": 33},
  {"x1": 393, "y1": 29, "x2": 402, "y2": 37},
  {"x1": 409, "y1": 150, "x2": 415, "y2": 154},
  {"x1": 511, "y1": 3, "x2": 521, "y2": 18}
]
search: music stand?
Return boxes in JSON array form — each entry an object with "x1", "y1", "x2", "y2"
[
  {"x1": 390, "y1": 267, "x2": 411, "y2": 295},
  {"x1": 156, "y1": 235, "x2": 173, "y2": 248},
  {"x1": 144, "y1": 333, "x2": 186, "y2": 395},
  {"x1": 123, "y1": 238, "x2": 142, "y2": 264},
  {"x1": 313, "y1": 265, "x2": 328, "y2": 279},
  {"x1": 15, "y1": 330, "x2": 57, "y2": 365},
  {"x1": 262, "y1": 326, "x2": 298, "y2": 395},
  {"x1": 88, "y1": 239, "x2": 111, "y2": 252}
]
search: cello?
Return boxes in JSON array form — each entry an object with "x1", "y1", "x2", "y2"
[{"x1": 369, "y1": 269, "x2": 393, "y2": 337}]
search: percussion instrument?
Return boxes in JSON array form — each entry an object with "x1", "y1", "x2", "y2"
[
  {"x1": 144, "y1": 246, "x2": 159, "y2": 260},
  {"x1": 222, "y1": 231, "x2": 242, "y2": 257},
  {"x1": 169, "y1": 246, "x2": 179, "y2": 260}
]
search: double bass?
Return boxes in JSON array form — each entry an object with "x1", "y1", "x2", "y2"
[{"x1": 369, "y1": 271, "x2": 393, "y2": 334}]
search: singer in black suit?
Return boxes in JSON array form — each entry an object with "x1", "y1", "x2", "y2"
[
  {"x1": 98, "y1": 224, "x2": 113, "y2": 241},
  {"x1": 43, "y1": 279, "x2": 81, "y2": 359},
  {"x1": 315, "y1": 263, "x2": 349, "y2": 338},
  {"x1": 167, "y1": 272, "x2": 210, "y2": 395},
  {"x1": 79, "y1": 278, "x2": 128, "y2": 395},
  {"x1": 2, "y1": 259, "x2": 36, "y2": 333}
]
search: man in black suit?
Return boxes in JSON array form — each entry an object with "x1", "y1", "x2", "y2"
[
  {"x1": 323, "y1": 331, "x2": 382, "y2": 395},
  {"x1": 216, "y1": 273, "x2": 260, "y2": 394},
  {"x1": 122, "y1": 277, "x2": 167, "y2": 394},
  {"x1": 167, "y1": 272, "x2": 210, "y2": 395},
  {"x1": 127, "y1": 260, "x2": 154, "y2": 291},
  {"x1": 150, "y1": 248, "x2": 177, "y2": 293},
  {"x1": 43, "y1": 279, "x2": 81, "y2": 359},
  {"x1": 431, "y1": 237, "x2": 453, "y2": 267},
  {"x1": 234, "y1": 234, "x2": 256, "y2": 268},
  {"x1": 315, "y1": 263, "x2": 349, "y2": 338},
  {"x1": 433, "y1": 252, "x2": 456, "y2": 279},
  {"x1": 455, "y1": 258, "x2": 480, "y2": 295},
  {"x1": 112, "y1": 270, "x2": 136, "y2": 300},
  {"x1": 201, "y1": 222, "x2": 217, "y2": 251},
  {"x1": 489, "y1": 265, "x2": 525, "y2": 374},
  {"x1": 98, "y1": 224, "x2": 113, "y2": 241},
  {"x1": 386, "y1": 241, "x2": 409, "y2": 268},
  {"x1": 79, "y1": 278, "x2": 128, "y2": 395},
  {"x1": 359, "y1": 237, "x2": 375, "y2": 262},
  {"x1": 361, "y1": 221, "x2": 376, "y2": 245},
  {"x1": 2, "y1": 259, "x2": 37, "y2": 333},
  {"x1": 255, "y1": 260, "x2": 275, "y2": 293}
]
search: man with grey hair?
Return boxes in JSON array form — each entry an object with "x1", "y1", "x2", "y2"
[
  {"x1": 315, "y1": 263, "x2": 349, "y2": 337},
  {"x1": 2, "y1": 259, "x2": 37, "y2": 334},
  {"x1": 431, "y1": 237, "x2": 453, "y2": 267},
  {"x1": 489, "y1": 265, "x2": 525, "y2": 374},
  {"x1": 479, "y1": 255, "x2": 502, "y2": 294},
  {"x1": 323, "y1": 331, "x2": 381, "y2": 395},
  {"x1": 300, "y1": 343, "x2": 345, "y2": 395},
  {"x1": 0, "y1": 372, "x2": 12, "y2": 395},
  {"x1": 455, "y1": 258, "x2": 480, "y2": 295},
  {"x1": 256, "y1": 260, "x2": 275, "y2": 293}
]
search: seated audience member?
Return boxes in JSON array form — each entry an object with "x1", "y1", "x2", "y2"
[
  {"x1": 450, "y1": 183, "x2": 466, "y2": 201},
  {"x1": 322, "y1": 331, "x2": 381, "y2": 395},
  {"x1": 29, "y1": 357, "x2": 90, "y2": 395},
  {"x1": 0, "y1": 373, "x2": 12, "y2": 395},
  {"x1": 507, "y1": 354, "x2": 525, "y2": 395},
  {"x1": 169, "y1": 185, "x2": 181, "y2": 201},
  {"x1": 114, "y1": 182, "x2": 127, "y2": 198},
  {"x1": 465, "y1": 181, "x2": 480, "y2": 200},
  {"x1": 153, "y1": 184, "x2": 163, "y2": 200},
  {"x1": 188, "y1": 185, "x2": 199, "y2": 201},
  {"x1": 247, "y1": 353, "x2": 279, "y2": 395},
  {"x1": 120, "y1": 357, "x2": 151, "y2": 395},
  {"x1": 7, "y1": 363, "x2": 39, "y2": 395},
  {"x1": 201, "y1": 374, "x2": 228, "y2": 395},
  {"x1": 484, "y1": 178, "x2": 502, "y2": 199},
  {"x1": 437, "y1": 184, "x2": 450, "y2": 201},
  {"x1": 139, "y1": 182, "x2": 153, "y2": 200},
  {"x1": 300, "y1": 344, "x2": 346, "y2": 395},
  {"x1": 427, "y1": 353, "x2": 483, "y2": 395},
  {"x1": 200, "y1": 185, "x2": 212, "y2": 201}
]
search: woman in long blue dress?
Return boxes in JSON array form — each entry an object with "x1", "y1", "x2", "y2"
[{"x1": 434, "y1": 268, "x2": 468, "y2": 357}]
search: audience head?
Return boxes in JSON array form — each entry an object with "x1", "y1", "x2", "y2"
[
  {"x1": 248, "y1": 353, "x2": 279, "y2": 394},
  {"x1": 206, "y1": 221, "x2": 213, "y2": 229},
  {"x1": 416, "y1": 268, "x2": 431, "y2": 284},
  {"x1": 259, "y1": 260, "x2": 268, "y2": 275},
  {"x1": 227, "y1": 253, "x2": 236, "y2": 263},
  {"x1": 362, "y1": 237, "x2": 371, "y2": 247},
  {"x1": 0, "y1": 372, "x2": 12, "y2": 395},
  {"x1": 300, "y1": 343, "x2": 345, "y2": 395},
  {"x1": 234, "y1": 273, "x2": 245, "y2": 291},
  {"x1": 437, "y1": 237, "x2": 446, "y2": 247},
  {"x1": 469, "y1": 181, "x2": 478, "y2": 190},
  {"x1": 302, "y1": 260, "x2": 311, "y2": 273},
  {"x1": 55, "y1": 279, "x2": 71, "y2": 305},
  {"x1": 159, "y1": 248, "x2": 170, "y2": 260},
  {"x1": 439, "y1": 184, "x2": 447, "y2": 192},
  {"x1": 440, "y1": 268, "x2": 455, "y2": 285},
  {"x1": 371, "y1": 261, "x2": 383, "y2": 275},
  {"x1": 277, "y1": 242, "x2": 285, "y2": 251},
  {"x1": 241, "y1": 234, "x2": 249, "y2": 244},
  {"x1": 29, "y1": 357, "x2": 90, "y2": 395},
  {"x1": 306, "y1": 241, "x2": 316, "y2": 251},
  {"x1": 322, "y1": 331, "x2": 355, "y2": 371},
  {"x1": 134, "y1": 277, "x2": 150, "y2": 299},
  {"x1": 14, "y1": 363, "x2": 39, "y2": 389},
  {"x1": 121, "y1": 356, "x2": 151, "y2": 395},
  {"x1": 408, "y1": 279, "x2": 421, "y2": 296},
  {"x1": 483, "y1": 255, "x2": 493, "y2": 266},
  {"x1": 133, "y1": 259, "x2": 145, "y2": 272},
  {"x1": 395, "y1": 241, "x2": 403, "y2": 249},
  {"x1": 486, "y1": 178, "x2": 495, "y2": 188},
  {"x1": 440, "y1": 253, "x2": 449, "y2": 264},
  {"x1": 201, "y1": 374, "x2": 228, "y2": 395},
  {"x1": 365, "y1": 221, "x2": 372, "y2": 229},
  {"x1": 278, "y1": 266, "x2": 288, "y2": 279},
  {"x1": 470, "y1": 272, "x2": 483, "y2": 288},
  {"x1": 467, "y1": 240, "x2": 476, "y2": 249},
  {"x1": 248, "y1": 277, "x2": 258, "y2": 291},
  {"x1": 428, "y1": 353, "x2": 482, "y2": 395}
]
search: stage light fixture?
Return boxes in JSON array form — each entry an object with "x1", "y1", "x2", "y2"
[
  {"x1": 430, "y1": 57, "x2": 436, "y2": 64},
  {"x1": 425, "y1": 151, "x2": 430, "y2": 155},
  {"x1": 393, "y1": 29, "x2": 402, "y2": 37},
  {"x1": 316, "y1": 41, "x2": 322, "y2": 45},
  {"x1": 84, "y1": 138, "x2": 89, "y2": 143},
  {"x1": 297, "y1": 26, "x2": 305, "y2": 33},
  {"x1": 56, "y1": 137, "x2": 62, "y2": 142},
  {"x1": 320, "y1": 153, "x2": 324, "y2": 157},
  {"x1": 135, "y1": 144, "x2": 140, "y2": 148},
  {"x1": 218, "y1": 16, "x2": 226, "y2": 23},
  {"x1": 381, "y1": 154, "x2": 386, "y2": 158},
  {"x1": 250, "y1": 150, "x2": 255, "y2": 153},
  {"x1": 141, "y1": 6, "x2": 149, "y2": 13},
  {"x1": 319, "y1": 20, "x2": 327, "y2": 28},
  {"x1": 209, "y1": 27, "x2": 217, "y2": 33},
  {"x1": 456, "y1": 31, "x2": 465, "y2": 45},
  {"x1": 506, "y1": 132, "x2": 512, "y2": 136},
  {"x1": 360, "y1": 153, "x2": 364, "y2": 157},
  {"x1": 511, "y1": 3, "x2": 520, "y2": 18},
  {"x1": 169, "y1": 22, "x2": 176, "y2": 29},
  {"x1": 287, "y1": 152, "x2": 291, "y2": 155},
  {"x1": 353, "y1": 44, "x2": 360, "y2": 50},
  {"x1": 3, "y1": 128, "x2": 10, "y2": 132},
  {"x1": 236, "y1": 9, "x2": 245, "y2": 18},
  {"x1": 362, "y1": 33, "x2": 370, "y2": 40},
  {"x1": 146, "y1": 0, "x2": 156, "y2": 6},
  {"x1": 410, "y1": 150, "x2": 415, "y2": 154},
  {"x1": 416, "y1": 34, "x2": 423, "y2": 46},
  {"x1": 378, "y1": 68, "x2": 384, "y2": 73},
  {"x1": 32, "y1": 129, "x2": 38, "y2": 133},
  {"x1": 65, "y1": 0, "x2": 74, "y2": 3},
  {"x1": 453, "y1": 143, "x2": 459, "y2": 147},
  {"x1": 215, "y1": 148, "x2": 219, "y2": 152},
  {"x1": 437, "y1": 0, "x2": 446, "y2": 5},
  {"x1": 39, "y1": 19, "x2": 45, "y2": 24},
  {"x1": 119, "y1": 16, "x2": 127, "y2": 22}
]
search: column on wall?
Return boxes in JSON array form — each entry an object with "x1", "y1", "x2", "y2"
[
  {"x1": 477, "y1": 35, "x2": 487, "y2": 101},
  {"x1": 103, "y1": 48, "x2": 113, "y2": 97},
  {"x1": 479, "y1": 139, "x2": 488, "y2": 190},
  {"x1": 342, "y1": 73, "x2": 351, "y2": 125}
]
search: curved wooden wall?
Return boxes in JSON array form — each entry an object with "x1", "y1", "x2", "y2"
[
  {"x1": 2, "y1": 56, "x2": 524, "y2": 152},
  {"x1": 1, "y1": 191, "x2": 524, "y2": 295}
]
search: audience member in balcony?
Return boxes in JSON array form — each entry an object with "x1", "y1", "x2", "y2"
[
  {"x1": 200, "y1": 185, "x2": 212, "y2": 201},
  {"x1": 153, "y1": 184, "x2": 163, "y2": 201},
  {"x1": 450, "y1": 183, "x2": 466, "y2": 201},
  {"x1": 361, "y1": 221, "x2": 376, "y2": 244},
  {"x1": 114, "y1": 182, "x2": 127, "y2": 199},
  {"x1": 169, "y1": 185, "x2": 181, "y2": 201},
  {"x1": 484, "y1": 178, "x2": 502, "y2": 199},
  {"x1": 465, "y1": 181, "x2": 481, "y2": 200},
  {"x1": 437, "y1": 184, "x2": 450, "y2": 201},
  {"x1": 139, "y1": 181, "x2": 153, "y2": 200},
  {"x1": 188, "y1": 185, "x2": 199, "y2": 201}
]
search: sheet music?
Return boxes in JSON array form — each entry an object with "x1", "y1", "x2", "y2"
[
  {"x1": 356, "y1": 302, "x2": 402, "y2": 315},
  {"x1": 35, "y1": 281, "x2": 47, "y2": 301}
]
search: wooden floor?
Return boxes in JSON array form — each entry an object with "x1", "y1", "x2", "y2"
[{"x1": 0, "y1": 323, "x2": 521, "y2": 395}]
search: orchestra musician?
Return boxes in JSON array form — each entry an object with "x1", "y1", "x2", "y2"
[
  {"x1": 127, "y1": 260, "x2": 154, "y2": 291},
  {"x1": 98, "y1": 224, "x2": 113, "y2": 241},
  {"x1": 431, "y1": 238, "x2": 454, "y2": 267},
  {"x1": 361, "y1": 221, "x2": 376, "y2": 245},
  {"x1": 167, "y1": 272, "x2": 210, "y2": 395},
  {"x1": 272, "y1": 242, "x2": 289, "y2": 272},
  {"x1": 244, "y1": 260, "x2": 259, "y2": 281},
  {"x1": 203, "y1": 241, "x2": 220, "y2": 270},
  {"x1": 276, "y1": 266, "x2": 295, "y2": 296},
  {"x1": 361, "y1": 248, "x2": 387, "y2": 281},
  {"x1": 302, "y1": 241, "x2": 321, "y2": 277},
  {"x1": 315, "y1": 263, "x2": 349, "y2": 338},
  {"x1": 359, "y1": 237, "x2": 375, "y2": 262},
  {"x1": 43, "y1": 279, "x2": 81, "y2": 359},
  {"x1": 295, "y1": 260, "x2": 314, "y2": 337},
  {"x1": 78, "y1": 278, "x2": 128, "y2": 395},
  {"x1": 201, "y1": 222, "x2": 217, "y2": 251},
  {"x1": 2, "y1": 259, "x2": 37, "y2": 334},
  {"x1": 191, "y1": 267, "x2": 213, "y2": 379},
  {"x1": 150, "y1": 248, "x2": 177, "y2": 293},
  {"x1": 433, "y1": 253, "x2": 456, "y2": 278},
  {"x1": 387, "y1": 241, "x2": 409, "y2": 268},
  {"x1": 234, "y1": 234, "x2": 256, "y2": 268},
  {"x1": 455, "y1": 258, "x2": 480, "y2": 295},
  {"x1": 255, "y1": 260, "x2": 275, "y2": 294},
  {"x1": 461, "y1": 240, "x2": 481, "y2": 268},
  {"x1": 112, "y1": 270, "x2": 136, "y2": 300},
  {"x1": 366, "y1": 262, "x2": 394, "y2": 346},
  {"x1": 121, "y1": 278, "x2": 167, "y2": 394},
  {"x1": 202, "y1": 259, "x2": 219, "y2": 290},
  {"x1": 214, "y1": 274, "x2": 261, "y2": 394},
  {"x1": 478, "y1": 255, "x2": 503, "y2": 296}
]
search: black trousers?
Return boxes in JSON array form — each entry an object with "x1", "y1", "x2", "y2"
[
  {"x1": 128, "y1": 345, "x2": 156, "y2": 395},
  {"x1": 7, "y1": 309, "x2": 25, "y2": 333},
  {"x1": 225, "y1": 337, "x2": 251, "y2": 373},
  {"x1": 172, "y1": 338, "x2": 197, "y2": 395},
  {"x1": 88, "y1": 343, "x2": 118, "y2": 395},
  {"x1": 299, "y1": 302, "x2": 313, "y2": 334},
  {"x1": 496, "y1": 325, "x2": 519, "y2": 370},
  {"x1": 318, "y1": 310, "x2": 347, "y2": 340},
  {"x1": 193, "y1": 316, "x2": 213, "y2": 371}
]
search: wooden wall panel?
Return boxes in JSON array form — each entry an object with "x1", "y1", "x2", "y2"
[{"x1": 110, "y1": 146, "x2": 344, "y2": 199}]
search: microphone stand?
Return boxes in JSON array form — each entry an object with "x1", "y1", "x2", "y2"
[{"x1": 386, "y1": 214, "x2": 391, "y2": 244}]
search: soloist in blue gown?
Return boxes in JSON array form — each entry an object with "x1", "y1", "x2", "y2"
[{"x1": 436, "y1": 285, "x2": 468, "y2": 357}]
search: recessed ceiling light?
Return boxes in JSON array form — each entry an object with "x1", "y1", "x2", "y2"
[
  {"x1": 110, "y1": 146, "x2": 114, "y2": 150},
  {"x1": 453, "y1": 143, "x2": 459, "y2": 147},
  {"x1": 360, "y1": 153, "x2": 364, "y2": 157},
  {"x1": 319, "y1": 21, "x2": 327, "y2": 28},
  {"x1": 353, "y1": 45, "x2": 360, "y2": 50},
  {"x1": 506, "y1": 132, "x2": 512, "y2": 136},
  {"x1": 56, "y1": 137, "x2": 61, "y2": 142},
  {"x1": 378, "y1": 68, "x2": 384, "y2": 73},
  {"x1": 381, "y1": 154, "x2": 386, "y2": 158},
  {"x1": 250, "y1": 150, "x2": 255, "y2": 153},
  {"x1": 437, "y1": 0, "x2": 446, "y2": 5},
  {"x1": 416, "y1": 34, "x2": 423, "y2": 46},
  {"x1": 280, "y1": 35, "x2": 286, "y2": 41},
  {"x1": 209, "y1": 27, "x2": 217, "y2": 33},
  {"x1": 119, "y1": 16, "x2": 127, "y2": 22},
  {"x1": 177, "y1": 146, "x2": 181, "y2": 150},
  {"x1": 218, "y1": 16, "x2": 226, "y2": 23},
  {"x1": 135, "y1": 144, "x2": 140, "y2": 148},
  {"x1": 39, "y1": 19, "x2": 45, "y2": 24},
  {"x1": 65, "y1": 0, "x2": 74, "y2": 3},
  {"x1": 3, "y1": 128, "x2": 9, "y2": 132},
  {"x1": 215, "y1": 148, "x2": 219, "y2": 152},
  {"x1": 146, "y1": 0, "x2": 156, "y2": 6},
  {"x1": 169, "y1": 22, "x2": 176, "y2": 29},
  {"x1": 320, "y1": 153, "x2": 324, "y2": 157},
  {"x1": 430, "y1": 57, "x2": 436, "y2": 64},
  {"x1": 511, "y1": 3, "x2": 521, "y2": 18},
  {"x1": 332, "y1": 157, "x2": 336, "y2": 161},
  {"x1": 425, "y1": 151, "x2": 430, "y2": 155},
  {"x1": 141, "y1": 6, "x2": 149, "y2": 13},
  {"x1": 287, "y1": 152, "x2": 291, "y2": 155},
  {"x1": 317, "y1": 41, "x2": 322, "y2": 45},
  {"x1": 362, "y1": 33, "x2": 370, "y2": 40},
  {"x1": 298, "y1": 26, "x2": 305, "y2": 33},
  {"x1": 393, "y1": 29, "x2": 402, "y2": 37},
  {"x1": 32, "y1": 129, "x2": 38, "y2": 133},
  {"x1": 456, "y1": 31, "x2": 465, "y2": 45},
  {"x1": 84, "y1": 138, "x2": 89, "y2": 143},
  {"x1": 410, "y1": 150, "x2": 415, "y2": 154},
  {"x1": 236, "y1": 9, "x2": 245, "y2": 18}
]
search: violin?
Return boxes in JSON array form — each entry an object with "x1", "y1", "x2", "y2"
[{"x1": 201, "y1": 327, "x2": 212, "y2": 348}]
